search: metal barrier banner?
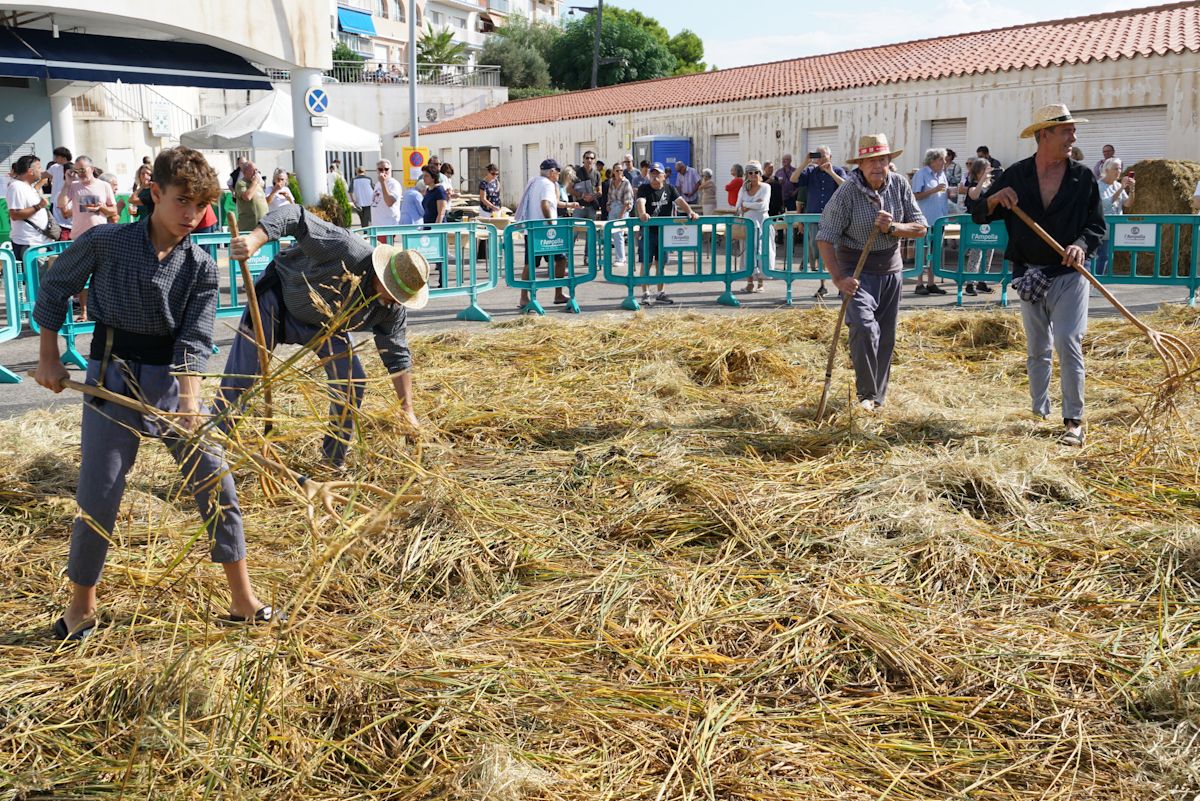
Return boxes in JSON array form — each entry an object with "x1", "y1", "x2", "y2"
[
  {"x1": 763, "y1": 213, "x2": 927, "y2": 304},
  {"x1": 190, "y1": 231, "x2": 280, "y2": 319},
  {"x1": 0, "y1": 248, "x2": 20, "y2": 382},
  {"x1": 1102, "y1": 214, "x2": 1199, "y2": 305},
  {"x1": 602, "y1": 216, "x2": 755, "y2": 310},
  {"x1": 926, "y1": 214, "x2": 1013, "y2": 306},
  {"x1": 367, "y1": 222, "x2": 500, "y2": 321},
  {"x1": 503, "y1": 218, "x2": 596, "y2": 315}
]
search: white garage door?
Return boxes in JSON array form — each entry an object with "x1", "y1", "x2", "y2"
[
  {"x1": 524, "y1": 143, "x2": 540, "y2": 188},
  {"x1": 929, "y1": 118, "x2": 968, "y2": 163},
  {"x1": 1074, "y1": 106, "x2": 1167, "y2": 167},
  {"x1": 804, "y1": 126, "x2": 840, "y2": 161},
  {"x1": 712, "y1": 134, "x2": 741, "y2": 209}
]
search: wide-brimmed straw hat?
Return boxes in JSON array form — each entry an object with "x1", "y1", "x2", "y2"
[
  {"x1": 1020, "y1": 104, "x2": 1089, "y2": 139},
  {"x1": 846, "y1": 134, "x2": 903, "y2": 163},
  {"x1": 371, "y1": 245, "x2": 430, "y2": 309}
]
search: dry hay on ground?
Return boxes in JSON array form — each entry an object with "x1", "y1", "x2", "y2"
[{"x1": 1, "y1": 306, "x2": 1199, "y2": 800}]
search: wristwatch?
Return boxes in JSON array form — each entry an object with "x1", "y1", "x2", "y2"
[{"x1": 887, "y1": 223, "x2": 897, "y2": 236}]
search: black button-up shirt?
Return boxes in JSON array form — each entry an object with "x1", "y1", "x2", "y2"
[{"x1": 972, "y1": 155, "x2": 1105, "y2": 278}]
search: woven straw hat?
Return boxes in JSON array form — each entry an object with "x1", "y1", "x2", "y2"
[
  {"x1": 846, "y1": 134, "x2": 903, "y2": 163},
  {"x1": 370, "y1": 245, "x2": 430, "y2": 310},
  {"x1": 1020, "y1": 104, "x2": 1089, "y2": 139}
]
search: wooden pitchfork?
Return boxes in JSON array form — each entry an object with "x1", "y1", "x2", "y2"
[
  {"x1": 226, "y1": 212, "x2": 274, "y2": 433},
  {"x1": 1010, "y1": 205, "x2": 1196, "y2": 380},
  {"x1": 37, "y1": 373, "x2": 416, "y2": 524},
  {"x1": 816, "y1": 193, "x2": 882, "y2": 420}
]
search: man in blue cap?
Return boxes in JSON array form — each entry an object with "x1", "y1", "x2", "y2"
[{"x1": 635, "y1": 162, "x2": 699, "y2": 305}]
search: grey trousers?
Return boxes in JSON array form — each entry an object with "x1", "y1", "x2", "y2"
[
  {"x1": 70, "y1": 358, "x2": 245, "y2": 587},
  {"x1": 214, "y1": 278, "x2": 366, "y2": 466},
  {"x1": 1019, "y1": 270, "x2": 1088, "y2": 420},
  {"x1": 846, "y1": 271, "x2": 903, "y2": 405}
]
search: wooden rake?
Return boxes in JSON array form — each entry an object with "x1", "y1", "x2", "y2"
[
  {"x1": 38, "y1": 373, "x2": 418, "y2": 524},
  {"x1": 226, "y1": 212, "x2": 274, "y2": 433},
  {"x1": 1011, "y1": 205, "x2": 1196, "y2": 380},
  {"x1": 816, "y1": 192, "x2": 882, "y2": 420}
]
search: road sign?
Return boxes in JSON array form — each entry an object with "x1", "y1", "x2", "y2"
[
  {"x1": 309, "y1": 115, "x2": 329, "y2": 128},
  {"x1": 304, "y1": 87, "x2": 329, "y2": 116},
  {"x1": 400, "y1": 146, "x2": 430, "y2": 188}
]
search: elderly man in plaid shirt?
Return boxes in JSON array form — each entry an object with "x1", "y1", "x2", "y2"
[{"x1": 817, "y1": 134, "x2": 928, "y2": 412}]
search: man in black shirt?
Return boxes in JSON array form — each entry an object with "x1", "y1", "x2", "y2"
[
  {"x1": 974, "y1": 104, "x2": 1105, "y2": 447},
  {"x1": 635, "y1": 162, "x2": 699, "y2": 306}
]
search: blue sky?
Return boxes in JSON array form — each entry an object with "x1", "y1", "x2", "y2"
[{"x1": 616, "y1": 0, "x2": 1142, "y2": 69}]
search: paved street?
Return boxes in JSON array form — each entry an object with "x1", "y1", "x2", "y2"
[{"x1": 2, "y1": 266, "x2": 1192, "y2": 420}]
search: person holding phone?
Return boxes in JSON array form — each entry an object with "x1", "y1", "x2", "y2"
[
  {"x1": 794, "y1": 146, "x2": 847, "y2": 297},
  {"x1": 58, "y1": 156, "x2": 116, "y2": 240}
]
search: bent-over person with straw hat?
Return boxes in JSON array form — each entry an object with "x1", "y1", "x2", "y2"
[
  {"x1": 816, "y1": 134, "x2": 927, "y2": 412},
  {"x1": 973, "y1": 104, "x2": 1105, "y2": 446},
  {"x1": 214, "y1": 205, "x2": 429, "y2": 467}
]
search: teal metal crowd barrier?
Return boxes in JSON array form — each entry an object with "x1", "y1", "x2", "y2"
[
  {"x1": 763, "y1": 213, "x2": 929, "y2": 304},
  {"x1": 504, "y1": 218, "x2": 597, "y2": 315},
  {"x1": 190, "y1": 231, "x2": 280, "y2": 318},
  {"x1": 0, "y1": 248, "x2": 20, "y2": 382},
  {"x1": 23, "y1": 241, "x2": 90, "y2": 367},
  {"x1": 926, "y1": 215, "x2": 1013, "y2": 306},
  {"x1": 1100, "y1": 214, "x2": 1199, "y2": 305},
  {"x1": 602, "y1": 216, "x2": 755, "y2": 310},
  {"x1": 367, "y1": 222, "x2": 500, "y2": 321}
]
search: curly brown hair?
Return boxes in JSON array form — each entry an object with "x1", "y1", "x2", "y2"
[{"x1": 151, "y1": 146, "x2": 220, "y2": 204}]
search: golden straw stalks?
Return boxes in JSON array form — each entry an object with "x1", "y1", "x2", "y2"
[{"x1": 33, "y1": 372, "x2": 419, "y2": 522}]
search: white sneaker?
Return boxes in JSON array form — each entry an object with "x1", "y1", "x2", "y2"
[
  {"x1": 640, "y1": 292, "x2": 652, "y2": 305},
  {"x1": 858, "y1": 398, "x2": 877, "y2": 413}
]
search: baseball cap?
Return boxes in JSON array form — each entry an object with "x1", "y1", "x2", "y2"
[
  {"x1": 540, "y1": 158, "x2": 561, "y2": 171},
  {"x1": 649, "y1": 162, "x2": 665, "y2": 174}
]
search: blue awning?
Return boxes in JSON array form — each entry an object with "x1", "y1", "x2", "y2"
[
  {"x1": 0, "y1": 28, "x2": 272, "y2": 90},
  {"x1": 337, "y1": 8, "x2": 378, "y2": 37}
]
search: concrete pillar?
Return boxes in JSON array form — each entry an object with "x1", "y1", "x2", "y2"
[
  {"x1": 49, "y1": 93, "x2": 76, "y2": 154},
  {"x1": 290, "y1": 68, "x2": 326, "y2": 204}
]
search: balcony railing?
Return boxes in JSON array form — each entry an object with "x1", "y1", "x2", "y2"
[
  {"x1": 487, "y1": 0, "x2": 510, "y2": 11},
  {"x1": 267, "y1": 61, "x2": 502, "y2": 87}
]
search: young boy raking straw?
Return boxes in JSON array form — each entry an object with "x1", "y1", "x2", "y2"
[{"x1": 33, "y1": 146, "x2": 274, "y2": 641}]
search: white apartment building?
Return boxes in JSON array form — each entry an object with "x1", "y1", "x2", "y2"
[{"x1": 336, "y1": 0, "x2": 560, "y2": 67}]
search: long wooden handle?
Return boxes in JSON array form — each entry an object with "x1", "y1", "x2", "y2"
[
  {"x1": 226, "y1": 212, "x2": 275, "y2": 428},
  {"x1": 815, "y1": 228, "x2": 878, "y2": 420},
  {"x1": 1008, "y1": 205, "x2": 1148, "y2": 333}
]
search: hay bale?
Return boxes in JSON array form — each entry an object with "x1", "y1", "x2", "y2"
[{"x1": 1111, "y1": 159, "x2": 1200, "y2": 277}]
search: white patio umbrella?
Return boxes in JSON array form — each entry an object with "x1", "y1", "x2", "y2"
[{"x1": 180, "y1": 91, "x2": 381, "y2": 153}]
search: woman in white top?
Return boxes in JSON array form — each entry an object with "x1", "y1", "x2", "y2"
[
  {"x1": 266, "y1": 169, "x2": 295, "y2": 210},
  {"x1": 1094, "y1": 157, "x2": 1134, "y2": 276},
  {"x1": 736, "y1": 160, "x2": 772, "y2": 292},
  {"x1": 605, "y1": 163, "x2": 634, "y2": 266}
]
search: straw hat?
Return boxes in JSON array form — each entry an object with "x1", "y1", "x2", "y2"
[
  {"x1": 371, "y1": 245, "x2": 430, "y2": 310},
  {"x1": 846, "y1": 134, "x2": 903, "y2": 163},
  {"x1": 1020, "y1": 104, "x2": 1089, "y2": 139}
]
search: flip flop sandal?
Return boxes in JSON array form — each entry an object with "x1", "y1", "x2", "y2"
[
  {"x1": 52, "y1": 616, "x2": 95, "y2": 642},
  {"x1": 1058, "y1": 428, "x2": 1085, "y2": 447},
  {"x1": 216, "y1": 606, "x2": 285, "y2": 626}
]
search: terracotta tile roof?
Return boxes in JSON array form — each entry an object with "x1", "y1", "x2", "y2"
[{"x1": 422, "y1": 2, "x2": 1200, "y2": 135}]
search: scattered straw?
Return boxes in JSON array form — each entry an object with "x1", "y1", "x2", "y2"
[{"x1": 1, "y1": 306, "x2": 1198, "y2": 798}]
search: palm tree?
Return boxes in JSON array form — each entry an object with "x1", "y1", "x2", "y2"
[{"x1": 417, "y1": 24, "x2": 468, "y2": 66}]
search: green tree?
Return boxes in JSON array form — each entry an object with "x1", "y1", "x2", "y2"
[
  {"x1": 417, "y1": 24, "x2": 469, "y2": 65},
  {"x1": 548, "y1": 13, "x2": 675, "y2": 90},
  {"x1": 331, "y1": 42, "x2": 364, "y2": 64},
  {"x1": 601, "y1": 7, "x2": 669, "y2": 45},
  {"x1": 668, "y1": 30, "x2": 706, "y2": 75},
  {"x1": 481, "y1": 14, "x2": 557, "y2": 88}
]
